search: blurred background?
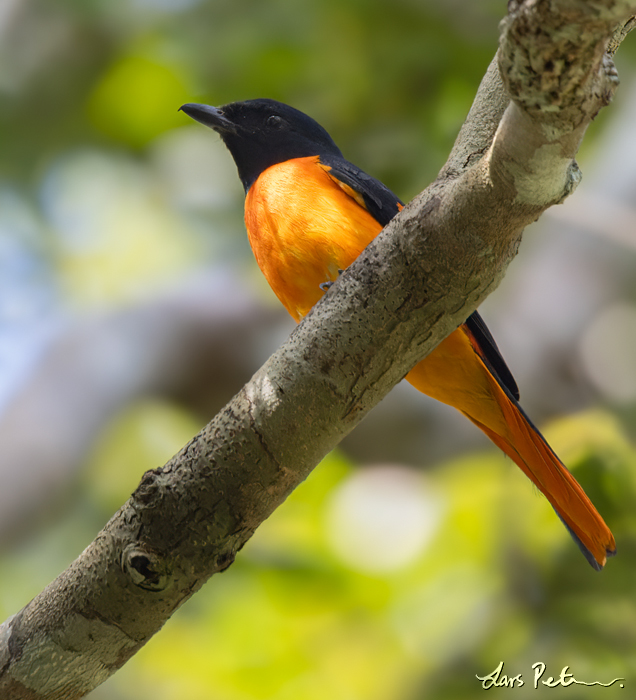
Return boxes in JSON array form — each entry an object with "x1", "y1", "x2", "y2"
[{"x1": 1, "y1": 0, "x2": 636, "y2": 698}]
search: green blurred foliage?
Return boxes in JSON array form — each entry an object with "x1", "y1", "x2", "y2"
[
  {"x1": 87, "y1": 53, "x2": 192, "y2": 147},
  {"x1": 1, "y1": 0, "x2": 636, "y2": 699}
]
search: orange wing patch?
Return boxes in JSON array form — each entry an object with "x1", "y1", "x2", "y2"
[{"x1": 318, "y1": 162, "x2": 368, "y2": 210}]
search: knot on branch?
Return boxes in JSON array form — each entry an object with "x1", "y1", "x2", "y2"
[
  {"x1": 121, "y1": 544, "x2": 172, "y2": 591},
  {"x1": 215, "y1": 548, "x2": 236, "y2": 573},
  {"x1": 133, "y1": 468, "x2": 165, "y2": 506}
]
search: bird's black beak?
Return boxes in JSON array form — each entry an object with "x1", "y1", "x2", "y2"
[{"x1": 179, "y1": 103, "x2": 238, "y2": 134}]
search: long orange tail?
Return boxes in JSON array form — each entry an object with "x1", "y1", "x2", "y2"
[
  {"x1": 407, "y1": 324, "x2": 616, "y2": 570},
  {"x1": 468, "y1": 402, "x2": 615, "y2": 570}
]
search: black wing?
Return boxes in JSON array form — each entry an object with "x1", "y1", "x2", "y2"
[
  {"x1": 319, "y1": 153, "x2": 403, "y2": 227},
  {"x1": 465, "y1": 311, "x2": 520, "y2": 401}
]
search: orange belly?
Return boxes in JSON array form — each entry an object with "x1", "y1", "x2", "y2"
[{"x1": 245, "y1": 156, "x2": 383, "y2": 321}]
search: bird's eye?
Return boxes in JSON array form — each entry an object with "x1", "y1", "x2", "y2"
[{"x1": 267, "y1": 115, "x2": 284, "y2": 129}]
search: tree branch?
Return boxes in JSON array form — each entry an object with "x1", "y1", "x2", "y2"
[{"x1": 1, "y1": 2, "x2": 635, "y2": 698}]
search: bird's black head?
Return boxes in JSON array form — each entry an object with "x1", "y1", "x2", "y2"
[{"x1": 180, "y1": 98, "x2": 343, "y2": 192}]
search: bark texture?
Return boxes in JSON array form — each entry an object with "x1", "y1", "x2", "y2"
[{"x1": 1, "y1": 2, "x2": 635, "y2": 698}]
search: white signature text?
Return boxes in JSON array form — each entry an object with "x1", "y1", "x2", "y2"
[{"x1": 476, "y1": 661, "x2": 624, "y2": 689}]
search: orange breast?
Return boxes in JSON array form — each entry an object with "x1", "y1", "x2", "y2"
[{"x1": 244, "y1": 156, "x2": 383, "y2": 321}]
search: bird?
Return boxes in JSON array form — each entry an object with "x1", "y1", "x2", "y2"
[{"x1": 180, "y1": 98, "x2": 616, "y2": 570}]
